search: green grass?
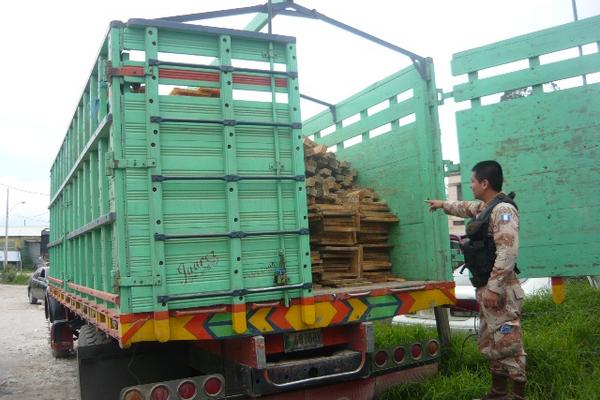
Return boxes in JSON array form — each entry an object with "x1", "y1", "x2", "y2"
[
  {"x1": 376, "y1": 280, "x2": 600, "y2": 400},
  {"x1": 0, "y1": 266, "x2": 30, "y2": 285}
]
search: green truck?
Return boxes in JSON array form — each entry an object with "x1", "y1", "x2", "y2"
[{"x1": 46, "y1": 4, "x2": 599, "y2": 399}]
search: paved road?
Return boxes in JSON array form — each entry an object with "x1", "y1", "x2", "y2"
[{"x1": 0, "y1": 284, "x2": 79, "y2": 400}]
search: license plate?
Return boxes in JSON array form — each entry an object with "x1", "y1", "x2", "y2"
[{"x1": 284, "y1": 330, "x2": 324, "y2": 353}]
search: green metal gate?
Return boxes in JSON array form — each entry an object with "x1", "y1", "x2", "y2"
[
  {"x1": 303, "y1": 59, "x2": 451, "y2": 282},
  {"x1": 451, "y1": 15, "x2": 600, "y2": 278}
]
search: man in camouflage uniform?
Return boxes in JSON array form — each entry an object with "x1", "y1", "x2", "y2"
[{"x1": 427, "y1": 160, "x2": 526, "y2": 400}]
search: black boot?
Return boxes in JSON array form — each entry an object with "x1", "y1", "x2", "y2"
[
  {"x1": 511, "y1": 379, "x2": 526, "y2": 400},
  {"x1": 482, "y1": 373, "x2": 510, "y2": 400}
]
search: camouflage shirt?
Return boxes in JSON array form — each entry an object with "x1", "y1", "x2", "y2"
[{"x1": 443, "y1": 196, "x2": 519, "y2": 294}]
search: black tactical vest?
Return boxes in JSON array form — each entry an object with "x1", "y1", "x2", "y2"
[{"x1": 460, "y1": 192, "x2": 518, "y2": 288}]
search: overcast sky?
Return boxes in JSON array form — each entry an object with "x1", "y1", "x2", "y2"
[{"x1": 1, "y1": 0, "x2": 599, "y2": 228}]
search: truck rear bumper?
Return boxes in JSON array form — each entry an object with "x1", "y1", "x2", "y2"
[{"x1": 257, "y1": 362, "x2": 438, "y2": 400}]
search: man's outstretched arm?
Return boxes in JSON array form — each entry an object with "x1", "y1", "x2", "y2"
[{"x1": 426, "y1": 199, "x2": 484, "y2": 218}]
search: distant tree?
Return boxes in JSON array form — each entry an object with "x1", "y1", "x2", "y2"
[
  {"x1": 500, "y1": 87, "x2": 532, "y2": 101},
  {"x1": 500, "y1": 82, "x2": 559, "y2": 101}
]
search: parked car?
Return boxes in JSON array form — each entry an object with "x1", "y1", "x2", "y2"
[
  {"x1": 392, "y1": 267, "x2": 551, "y2": 334},
  {"x1": 27, "y1": 265, "x2": 48, "y2": 304}
]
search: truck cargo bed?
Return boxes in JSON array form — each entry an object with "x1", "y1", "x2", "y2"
[{"x1": 48, "y1": 18, "x2": 453, "y2": 347}]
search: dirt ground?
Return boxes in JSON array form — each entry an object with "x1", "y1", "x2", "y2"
[{"x1": 0, "y1": 284, "x2": 79, "y2": 400}]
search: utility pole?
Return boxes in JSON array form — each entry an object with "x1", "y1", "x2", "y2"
[
  {"x1": 3, "y1": 188, "x2": 8, "y2": 270},
  {"x1": 3, "y1": 190, "x2": 25, "y2": 271}
]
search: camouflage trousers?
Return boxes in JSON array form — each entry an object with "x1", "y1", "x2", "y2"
[{"x1": 476, "y1": 283, "x2": 527, "y2": 381}]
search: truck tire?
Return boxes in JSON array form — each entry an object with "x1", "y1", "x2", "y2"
[
  {"x1": 78, "y1": 324, "x2": 112, "y2": 347},
  {"x1": 46, "y1": 295, "x2": 66, "y2": 322},
  {"x1": 28, "y1": 288, "x2": 39, "y2": 304}
]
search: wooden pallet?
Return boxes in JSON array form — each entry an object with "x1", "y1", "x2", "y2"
[
  {"x1": 360, "y1": 243, "x2": 393, "y2": 272},
  {"x1": 318, "y1": 245, "x2": 362, "y2": 277},
  {"x1": 311, "y1": 232, "x2": 357, "y2": 246}
]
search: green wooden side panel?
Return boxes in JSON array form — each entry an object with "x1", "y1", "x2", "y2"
[
  {"x1": 452, "y1": 17, "x2": 600, "y2": 278},
  {"x1": 303, "y1": 62, "x2": 451, "y2": 281},
  {"x1": 452, "y1": 15, "x2": 600, "y2": 75},
  {"x1": 49, "y1": 20, "x2": 310, "y2": 314}
]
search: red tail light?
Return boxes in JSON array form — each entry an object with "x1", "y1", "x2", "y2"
[
  {"x1": 374, "y1": 350, "x2": 388, "y2": 367},
  {"x1": 410, "y1": 343, "x2": 422, "y2": 359},
  {"x1": 203, "y1": 376, "x2": 223, "y2": 396},
  {"x1": 393, "y1": 347, "x2": 406, "y2": 363},
  {"x1": 150, "y1": 385, "x2": 169, "y2": 400},
  {"x1": 178, "y1": 381, "x2": 197, "y2": 399},
  {"x1": 123, "y1": 389, "x2": 143, "y2": 400},
  {"x1": 426, "y1": 340, "x2": 440, "y2": 356}
]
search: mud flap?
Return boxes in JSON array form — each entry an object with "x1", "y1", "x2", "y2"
[
  {"x1": 50, "y1": 321, "x2": 74, "y2": 358},
  {"x1": 77, "y1": 340, "x2": 195, "y2": 400}
]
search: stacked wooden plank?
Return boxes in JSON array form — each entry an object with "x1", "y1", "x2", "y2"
[
  {"x1": 308, "y1": 204, "x2": 361, "y2": 282},
  {"x1": 303, "y1": 137, "x2": 400, "y2": 286},
  {"x1": 304, "y1": 137, "x2": 357, "y2": 205},
  {"x1": 349, "y1": 190, "x2": 399, "y2": 278}
]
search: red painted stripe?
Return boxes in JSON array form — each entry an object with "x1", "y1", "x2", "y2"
[
  {"x1": 268, "y1": 306, "x2": 293, "y2": 330},
  {"x1": 231, "y1": 303, "x2": 246, "y2": 313},
  {"x1": 159, "y1": 68, "x2": 219, "y2": 82},
  {"x1": 233, "y1": 74, "x2": 288, "y2": 88},
  {"x1": 395, "y1": 292, "x2": 416, "y2": 315},
  {"x1": 154, "y1": 311, "x2": 170, "y2": 321},
  {"x1": 551, "y1": 276, "x2": 564, "y2": 285},
  {"x1": 424, "y1": 281, "x2": 455, "y2": 290},
  {"x1": 250, "y1": 301, "x2": 280, "y2": 310},
  {"x1": 118, "y1": 66, "x2": 145, "y2": 76},
  {"x1": 116, "y1": 65, "x2": 287, "y2": 88},
  {"x1": 173, "y1": 306, "x2": 227, "y2": 317},
  {"x1": 121, "y1": 316, "x2": 151, "y2": 345},
  {"x1": 184, "y1": 314, "x2": 213, "y2": 339},
  {"x1": 300, "y1": 296, "x2": 314, "y2": 306},
  {"x1": 48, "y1": 276, "x2": 64, "y2": 285},
  {"x1": 330, "y1": 300, "x2": 352, "y2": 325},
  {"x1": 370, "y1": 288, "x2": 391, "y2": 297},
  {"x1": 120, "y1": 312, "x2": 152, "y2": 324},
  {"x1": 314, "y1": 294, "x2": 334, "y2": 303},
  {"x1": 67, "y1": 282, "x2": 119, "y2": 304},
  {"x1": 440, "y1": 287, "x2": 457, "y2": 304}
]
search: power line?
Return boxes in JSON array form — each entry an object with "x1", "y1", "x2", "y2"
[
  {"x1": 13, "y1": 215, "x2": 49, "y2": 224},
  {"x1": 22, "y1": 211, "x2": 49, "y2": 218},
  {"x1": 0, "y1": 182, "x2": 49, "y2": 197}
]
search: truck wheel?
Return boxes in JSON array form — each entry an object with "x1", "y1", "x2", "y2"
[
  {"x1": 46, "y1": 295, "x2": 66, "y2": 322},
  {"x1": 50, "y1": 321, "x2": 75, "y2": 358},
  {"x1": 78, "y1": 324, "x2": 112, "y2": 347},
  {"x1": 28, "y1": 288, "x2": 39, "y2": 305}
]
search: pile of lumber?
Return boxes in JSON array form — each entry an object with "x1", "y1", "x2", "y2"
[
  {"x1": 303, "y1": 138, "x2": 400, "y2": 287},
  {"x1": 304, "y1": 138, "x2": 357, "y2": 205}
]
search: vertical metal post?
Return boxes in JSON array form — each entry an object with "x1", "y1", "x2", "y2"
[
  {"x1": 145, "y1": 25, "x2": 170, "y2": 342},
  {"x1": 267, "y1": 0, "x2": 273, "y2": 34},
  {"x1": 219, "y1": 34, "x2": 246, "y2": 334},
  {"x1": 267, "y1": 41, "x2": 287, "y2": 290},
  {"x1": 571, "y1": 0, "x2": 588, "y2": 85},
  {"x1": 434, "y1": 306, "x2": 451, "y2": 350},
  {"x1": 3, "y1": 188, "x2": 8, "y2": 270},
  {"x1": 286, "y1": 42, "x2": 315, "y2": 325}
]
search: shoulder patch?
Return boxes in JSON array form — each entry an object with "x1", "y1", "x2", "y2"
[{"x1": 500, "y1": 213, "x2": 512, "y2": 223}]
